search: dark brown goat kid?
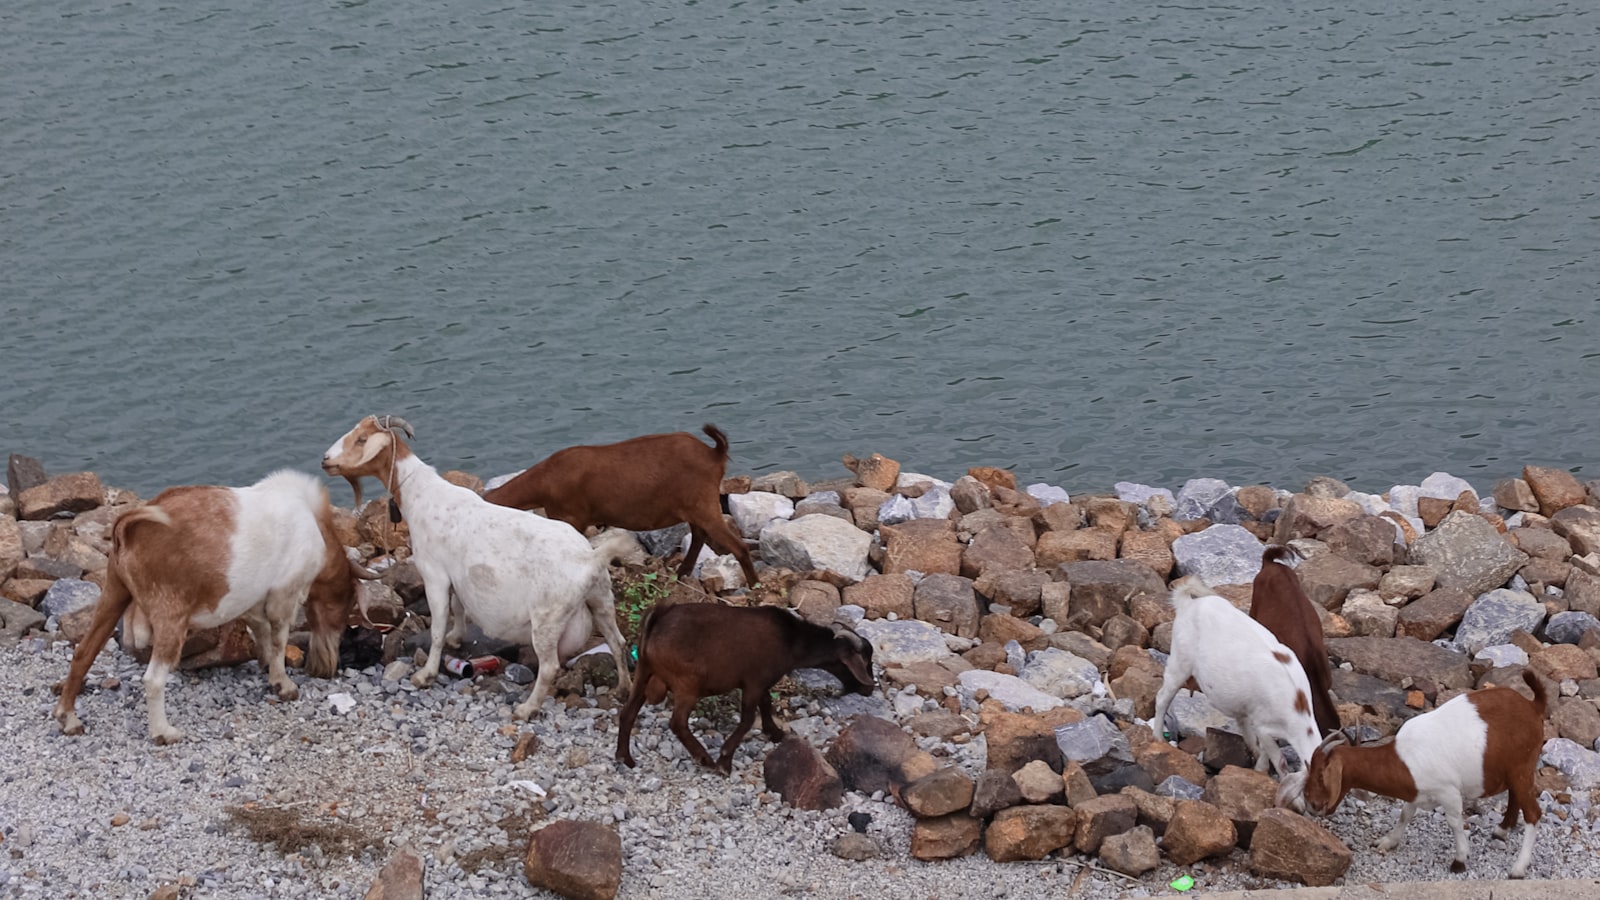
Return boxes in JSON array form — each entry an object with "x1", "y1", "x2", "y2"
[
  {"x1": 616, "y1": 604, "x2": 876, "y2": 773},
  {"x1": 1250, "y1": 545, "x2": 1340, "y2": 736},
  {"x1": 482, "y1": 424, "x2": 758, "y2": 586}
]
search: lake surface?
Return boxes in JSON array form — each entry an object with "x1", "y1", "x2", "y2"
[{"x1": 3, "y1": 0, "x2": 1596, "y2": 501}]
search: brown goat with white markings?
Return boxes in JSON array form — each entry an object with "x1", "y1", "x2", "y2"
[
  {"x1": 482, "y1": 424, "x2": 758, "y2": 586},
  {"x1": 616, "y1": 603, "x2": 875, "y2": 773},
  {"x1": 53, "y1": 470, "x2": 360, "y2": 743},
  {"x1": 1250, "y1": 545, "x2": 1340, "y2": 736}
]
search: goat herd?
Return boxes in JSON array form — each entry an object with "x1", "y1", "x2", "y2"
[{"x1": 45, "y1": 415, "x2": 1549, "y2": 881}]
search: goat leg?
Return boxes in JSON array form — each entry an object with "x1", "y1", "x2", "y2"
[
  {"x1": 143, "y1": 620, "x2": 188, "y2": 745},
  {"x1": 716, "y1": 689, "x2": 765, "y2": 774},
  {"x1": 53, "y1": 574, "x2": 134, "y2": 736},
  {"x1": 410, "y1": 567, "x2": 453, "y2": 688},
  {"x1": 1377, "y1": 801, "x2": 1417, "y2": 853},
  {"x1": 758, "y1": 689, "x2": 785, "y2": 742},
  {"x1": 1442, "y1": 793, "x2": 1470, "y2": 874},
  {"x1": 667, "y1": 697, "x2": 718, "y2": 769}
]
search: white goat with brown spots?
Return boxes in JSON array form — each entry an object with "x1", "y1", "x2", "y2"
[
  {"x1": 320, "y1": 415, "x2": 633, "y2": 718},
  {"x1": 1152, "y1": 575, "x2": 1321, "y2": 783},
  {"x1": 53, "y1": 470, "x2": 357, "y2": 744}
]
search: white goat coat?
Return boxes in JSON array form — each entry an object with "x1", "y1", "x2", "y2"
[
  {"x1": 188, "y1": 470, "x2": 327, "y2": 630},
  {"x1": 395, "y1": 455, "x2": 607, "y2": 644},
  {"x1": 1154, "y1": 583, "x2": 1320, "y2": 777},
  {"x1": 1393, "y1": 692, "x2": 1490, "y2": 804}
]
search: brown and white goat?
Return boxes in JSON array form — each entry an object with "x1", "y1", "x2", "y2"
[
  {"x1": 1281, "y1": 669, "x2": 1548, "y2": 878},
  {"x1": 481, "y1": 424, "x2": 758, "y2": 587},
  {"x1": 615, "y1": 604, "x2": 876, "y2": 773},
  {"x1": 53, "y1": 470, "x2": 357, "y2": 743},
  {"x1": 1250, "y1": 545, "x2": 1340, "y2": 736}
]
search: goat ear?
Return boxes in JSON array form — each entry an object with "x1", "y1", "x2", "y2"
[
  {"x1": 355, "y1": 430, "x2": 392, "y2": 467},
  {"x1": 836, "y1": 637, "x2": 874, "y2": 686}
]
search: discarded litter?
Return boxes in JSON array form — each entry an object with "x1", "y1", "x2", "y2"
[{"x1": 1169, "y1": 874, "x2": 1195, "y2": 892}]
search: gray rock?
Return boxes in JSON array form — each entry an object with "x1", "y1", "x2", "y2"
[
  {"x1": 39, "y1": 579, "x2": 100, "y2": 618},
  {"x1": 956, "y1": 669, "x2": 1065, "y2": 712},
  {"x1": 1473, "y1": 644, "x2": 1529, "y2": 668},
  {"x1": 854, "y1": 619, "x2": 954, "y2": 667},
  {"x1": 1174, "y1": 478, "x2": 1232, "y2": 521},
  {"x1": 1171, "y1": 524, "x2": 1264, "y2": 586},
  {"x1": 1115, "y1": 482, "x2": 1175, "y2": 507},
  {"x1": 1204, "y1": 491, "x2": 1248, "y2": 525},
  {"x1": 1155, "y1": 775, "x2": 1205, "y2": 800},
  {"x1": 1019, "y1": 648, "x2": 1100, "y2": 700},
  {"x1": 758, "y1": 516, "x2": 872, "y2": 581},
  {"x1": 1025, "y1": 483, "x2": 1070, "y2": 506},
  {"x1": 1542, "y1": 738, "x2": 1600, "y2": 789},
  {"x1": 1456, "y1": 588, "x2": 1546, "y2": 654},
  {"x1": 1407, "y1": 511, "x2": 1528, "y2": 596},
  {"x1": 1054, "y1": 715, "x2": 1134, "y2": 770},
  {"x1": 1158, "y1": 690, "x2": 1241, "y2": 741},
  {"x1": 729, "y1": 491, "x2": 795, "y2": 539},
  {"x1": 0, "y1": 600, "x2": 47, "y2": 643},
  {"x1": 877, "y1": 494, "x2": 917, "y2": 526},
  {"x1": 634, "y1": 523, "x2": 690, "y2": 558},
  {"x1": 1546, "y1": 611, "x2": 1600, "y2": 645}
]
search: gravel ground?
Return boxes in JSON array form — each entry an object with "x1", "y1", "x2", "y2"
[{"x1": 4, "y1": 636, "x2": 1600, "y2": 900}]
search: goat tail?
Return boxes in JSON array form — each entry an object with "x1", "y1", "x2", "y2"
[
  {"x1": 1262, "y1": 544, "x2": 1301, "y2": 567},
  {"x1": 1522, "y1": 668, "x2": 1548, "y2": 718},
  {"x1": 112, "y1": 504, "x2": 174, "y2": 546},
  {"x1": 1167, "y1": 574, "x2": 1214, "y2": 605},
  {"x1": 701, "y1": 423, "x2": 730, "y2": 458}
]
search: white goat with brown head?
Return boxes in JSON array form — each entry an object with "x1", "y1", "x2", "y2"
[
  {"x1": 320, "y1": 415, "x2": 634, "y2": 717},
  {"x1": 53, "y1": 469, "x2": 357, "y2": 744}
]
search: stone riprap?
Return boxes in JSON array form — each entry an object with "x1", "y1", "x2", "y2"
[{"x1": 4, "y1": 455, "x2": 1600, "y2": 897}]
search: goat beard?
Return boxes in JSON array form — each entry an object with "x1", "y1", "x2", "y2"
[{"x1": 344, "y1": 475, "x2": 365, "y2": 510}]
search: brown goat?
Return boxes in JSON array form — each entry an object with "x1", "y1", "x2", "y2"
[
  {"x1": 615, "y1": 603, "x2": 875, "y2": 773},
  {"x1": 482, "y1": 424, "x2": 758, "y2": 587},
  {"x1": 53, "y1": 470, "x2": 358, "y2": 743},
  {"x1": 1287, "y1": 670, "x2": 1547, "y2": 878},
  {"x1": 1250, "y1": 545, "x2": 1340, "y2": 736}
]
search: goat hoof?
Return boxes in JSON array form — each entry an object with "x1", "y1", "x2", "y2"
[
  {"x1": 1449, "y1": 860, "x2": 1466, "y2": 874},
  {"x1": 275, "y1": 684, "x2": 300, "y2": 702},
  {"x1": 57, "y1": 714, "x2": 84, "y2": 736},
  {"x1": 411, "y1": 672, "x2": 436, "y2": 689},
  {"x1": 151, "y1": 729, "x2": 184, "y2": 746}
]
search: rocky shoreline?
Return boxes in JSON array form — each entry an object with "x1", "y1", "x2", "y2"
[{"x1": 5, "y1": 450, "x2": 1600, "y2": 898}]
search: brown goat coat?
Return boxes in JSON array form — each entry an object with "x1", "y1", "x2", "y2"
[
  {"x1": 615, "y1": 603, "x2": 875, "y2": 772},
  {"x1": 1250, "y1": 546, "x2": 1340, "y2": 735},
  {"x1": 482, "y1": 425, "x2": 757, "y2": 585}
]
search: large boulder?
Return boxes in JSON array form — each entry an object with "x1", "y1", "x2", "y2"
[
  {"x1": 960, "y1": 525, "x2": 1034, "y2": 579},
  {"x1": 1171, "y1": 524, "x2": 1264, "y2": 586},
  {"x1": 901, "y1": 767, "x2": 975, "y2": 818},
  {"x1": 854, "y1": 619, "x2": 953, "y2": 667},
  {"x1": 910, "y1": 813, "x2": 981, "y2": 861},
  {"x1": 764, "y1": 736, "x2": 843, "y2": 810},
  {"x1": 984, "y1": 806, "x2": 1077, "y2": 863},
  {"x1": 1056, "y1": 559, "x2": 1167, "y2": 630},
  {"x1": 1162, "y1": 799, "x2": 1237, "y2": 865},
  {"x1": 523, "y1": 820, "x2": 623, "y2": 900},
  {"x1": 957, "y1": 670, "x2": 1064, "y2": 713},
  {"x1": 880, "y1": 518, "x2": 963, "y2": 576},
  {"x1": 1524, "y1": 465, "x2": 1588, "y2": 517},
  {"x1": 1394, "y1": 587, "x2": 1474, "y2": 641},
  {"x1": 759, "y1": 516, "x2": 872, "y2": 581},
  {"x1": 1327, "y1": 636, "x2": 1473, "y2": 691},
  {"x1": 1019, "y1": 648, "x2": 1100, "y2": 700},
  {"x1": 1407, "y1": 511, "x2": 1528, "y2": 596},
  {"x1": 17, "y1": 472, "x2": 104, "y2": 521},
  {"x1": 913, "y1": 574, "x2": 980, "y2": 637},
  {"x1": 1320, "y1": 515, "x2": 1397, "y2": 568},
  {"x1": 980, "y1": 706, "x2": 1084, "y2": 774},
  {"x1": 1455, "y1": 589, "x2": 1547, "y2": 655},
  {"x1": 1248, "y1": 809, "x2": 1352, "y2": 886},
  {"x1": 825, "y1": 716, "x2": 937, "y2": 795}
]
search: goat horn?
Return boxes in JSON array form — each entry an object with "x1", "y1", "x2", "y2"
[
  {"x1": 376, "y1": 415, "x2": 414, "y2": 439},
  {"x1": 1318, "y1": 731, "x2": 1349, "y2": 754}
]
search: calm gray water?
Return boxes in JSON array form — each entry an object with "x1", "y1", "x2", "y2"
[{"x1": 3, "y1": 0, "x2": 1597, "y2": 500}]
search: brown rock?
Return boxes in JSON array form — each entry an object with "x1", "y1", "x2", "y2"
[
  {"x1": 844, "y1": 573, "x2": 915, "y2": 621},
  {"x1": 881, "y1": 519, "x2": 962, "y2": 576},
  {"x1": 1554, "y1": 699, "x2": 1600, "y2": 748},
  {"x1": 1235, "y1": 486, "x2": 1278, "y2": 521},
  {"x1": 980, "y1": 706, "x2": 1084, "y2": 775},
  {"x1": 1294, "y1": 553, "x2": 1383, "y2": 611},
  {"x1": 1099, "y1": 824, "x2": 1160, "y2": 876},
  {"x1": 787, "y1": 580, "x2": 841, "y2": 626},
  {"x1": 1111, "y1": 666, "x2": 1161, "y2": 720},
  {"x1": 960, "y1": 525, "x2": 1035, "y2": 580},
  {"x1": 847, "y1": 453, "x2": 900, "y2": 492},
  {"x1": 1553, "y1": 506, "x2": 1600, "y2": 558},
  {"x1": 1320, "y1": 515, "x2": 1397, "y2": 568},
  {"x1": 977, "y1": 613, "x2": 1047, "y2": 652},
  {"x1": 1013, "y1": 759, "x2": 1066, "y2": 804},
  {"x1": 1533, "y1": 644, "x2": 1599, "y2": 682},
  {"x1": 1084, "y1": 498, "x2": 1138, "y2": 534},
  {"x1": 1202, "y1": 765, "x2": 1280, "y2": 845},
  {"x1": 765, "y1": 735, "x2": 844, "y2": 810},
  {"x1": 1495, "y1": 478, "x2": 1541, "y2": 513},
  {"x1": 7, "y1": 454, "x2": 48, "y2": 497},
  {"x1": 969, "y1": 768, "x2": 1025, "y2": 818},
  {"x1": 1073, "y1": 793, "x2": 1138, "y2": 854},
  {"x1": 149, "y1": 886, "x2": 180, "y2": 900},
  {"x1": 1118, "y1": 529, "x2": 1175, "y2": 579},
  {"x1": 363, "y1": 845, "x2": 424, "y2": 900},
  {"x1": 1277, "y1": 495, "x2": 1364, "y2": 540},
  {"x1": 991, "y1": 487, "x2": 1041, "y2": 518},
  {"x1": 882, "y1": 661, "x2": 962, "y2": 699},
  {"x1": 1036, "y1": 529, "x2": 1119, "y2": 566},
  {"x1": 840, "y1": 487, "x2": 891, "y2": 530},
  {"x1": 1101, "y1": 614, "x2": 1148, "y2": 651},
  {"x1": 907, "y1": 710, "x2": 972, "y2": 740},
  {"x1": 949, "y1": 476, "x2": 993, "y2": 515},
  {"x1": 1034, "y1": 502, "x2": 1083, "y2": 534},
  {"x1": 913, "y1": 574, "x2": 980, "y2": 638},
  {"x1": 1409, "y1": 511, "x2": 1530, "y2": 595},
  {"x1": 1569, "y1": 570, "x2": 1600, "y2": 618},
  {"x1": 1135, "y1": 736, "x2": 1208, "y2": 787},
  {"x1": 1162, "y1": 799, "x2": 1238, "y2": 865},
  {"x1": 1061, "y1": 759, "x2": 1099, "y2": 806},
  {"x1": 1379, "y1": 565, "x2": 1437, "y2": 600},
  {"x1": 967, "y1": 466, "x2": 1017, "y2": 492},
  {"x1": 1054, "y1": 559, "x2": 1167, "y2": 630},
  {"x1": 901, "y1": 767, "x2": 976, "y2": 818},
  {"x1": 18, "y1": 472, "x2": 104, "y2": 521},
  {"x1": 1512, "y1": 527, "x2": 1576, "y2": 562},
  {"x1": 0, "y1": 578, "x2": 52, "y2": 607},
  {"x1": 1248, "y1": 808, "x2": 1352, "y2": 886},
  {"x1": 1119, "y1": 786, "x2": 1177, "y2": 836},
  {"x1": 825, "y1": 716, "x2": 936, "y2": 796},
  {"x1": 910, "y1": 812, "x2": 982, "y2": 860},
  {"x1": 1395, "y1": 587, "x2": 1474, "y2": 641},
  {"x1": 1417, "y1": 496, "x2": 1455, "y2": 530},
  {"x1": 984, "y1": 806, "x2": 1076, "y2": 862},
  {"x1": 1525, "y1": 466, "x2": 1588, "y2": 517},
  {"x1": 523, "y1": 820, "x2": 623, "y2": 900},
  {"x1": 972, "y1": 569, "x2": 1050, "y2": 617},
  {"x1": 1328, "y1": 635, "x2": 1473, "y2": 691}
]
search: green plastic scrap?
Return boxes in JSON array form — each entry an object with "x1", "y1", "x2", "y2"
[{"x1": 1169, "y1": 874, "x2": 1195, "y2": 892}]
